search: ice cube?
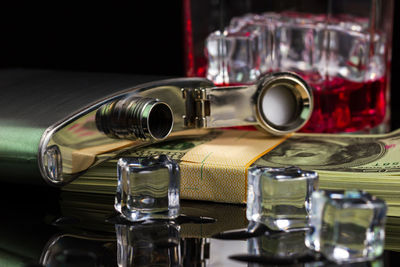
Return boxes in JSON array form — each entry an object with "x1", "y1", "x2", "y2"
[
  {"x1": 246, "y1": 166, "x2": 319, "y2": 231},
  {"x1": 305, "y1": 190, "x2": 387, "y2": 263},
  {"x1": 115, "y1": 155, "x2": 180, "y2": 222}
]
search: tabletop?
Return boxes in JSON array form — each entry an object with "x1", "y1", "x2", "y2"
[{"x1": 0, "y1": 183, "x2": 399, "y2": 267}]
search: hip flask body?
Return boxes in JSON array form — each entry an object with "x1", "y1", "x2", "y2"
[{"x1": 0, "y1": 69, "x2": 312, "y2": 186}]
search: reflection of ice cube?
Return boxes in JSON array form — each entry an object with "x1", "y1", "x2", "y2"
[
  {"x1": 305, "y1": 190, "x2": 387, "y2": 263},
  {"x1": 246, "y1": 166, "x2": 319, "y2": 231},
  {"x1": 116, "y1": 221, "x2": 180, "y2": 266},
  {"x1": 248, "y1": 231, "x2": 309, "y2": 258}
]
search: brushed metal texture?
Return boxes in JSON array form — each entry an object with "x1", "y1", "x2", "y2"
[
  {"x1": 0, "y1": 69, "x2": 163, "y2": 128},
  {"x1": 0, "y1": 69, "x2": 165, "y2": 183}
]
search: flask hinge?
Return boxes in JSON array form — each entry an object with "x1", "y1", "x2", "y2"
[{"x1": 181, "y1": 88, "x2": 210, "y2": 128}]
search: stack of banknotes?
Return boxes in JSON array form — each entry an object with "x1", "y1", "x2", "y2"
[{"x1": 64, "y1": 129, "x2": 400, "y2": 217}]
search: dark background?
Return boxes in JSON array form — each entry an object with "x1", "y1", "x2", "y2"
[
  {"x1": 0, "y1": 2, "x2": 184, "y2": 75},
  {"x1": 0, "y1": 1, "x2": 399, "y2": 129}
]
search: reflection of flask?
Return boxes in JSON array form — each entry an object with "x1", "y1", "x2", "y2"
[
  {"x1": 181, "y1": 238, "x2": 210, "y2": 266},
  {"x1": 40, "y1": 234, "x2": 117, "y2": 267},
  {"x1": 0, "y1": 214, "x2": 117, "y2": 267},
  {"x1": 115, "y1": 221, "x2": 181, "y2": 267}
]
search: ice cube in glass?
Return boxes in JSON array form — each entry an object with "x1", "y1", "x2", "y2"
[
  {"x1": 206, "y1": 27, "x2": 262, "y2": 85},
  {"x1": 305, "y1": 190, "x2": 387, "y2": 263},
  {"x1": 246, "y1": 166, "x2": 319, "y2": 231},
  {"x1": 115, "y1": 155, "x2": 180, "y2": 222}
]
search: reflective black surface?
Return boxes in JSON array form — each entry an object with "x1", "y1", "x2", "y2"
[{"x1": 0, "y1": 183, "x2": 399, "y2": 266}]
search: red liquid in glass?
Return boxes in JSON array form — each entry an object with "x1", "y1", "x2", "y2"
[
  {"x1": 218, "y1": 74, "x2": 386, "y2": 133},
  {"x1": 300, "y1": 75, "x2": 386, "y2": 133}
]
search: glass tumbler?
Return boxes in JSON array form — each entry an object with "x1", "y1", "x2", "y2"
[{"x1": 183, "y1": 0, "x2": 394, "y2": 133}]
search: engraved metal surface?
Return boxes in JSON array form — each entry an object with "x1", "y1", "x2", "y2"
[
  {"x1": 0, "y1": 69, "x2": 312, "y2": 186},
  {"x1": 38, "y1": 77, "x2": 214, "y2": 185}
]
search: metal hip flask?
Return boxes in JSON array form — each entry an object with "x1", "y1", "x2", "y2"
[{"x1": 0, "y1": 69, "x2": 312, "y2": 186}]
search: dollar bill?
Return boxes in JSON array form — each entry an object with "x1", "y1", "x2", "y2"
[
  {"x1": 255, "y1": 129, "x2": 400, "y2": 217},
  {"x1": 63, "y1": 131, "x2": 225, "y2": 193},
  {"x1": 256, "y1": 129, "x2": 400, "y2": 173},
  {"x1": 64, "y1": 128, "x2": 400, "y2": 216}
]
